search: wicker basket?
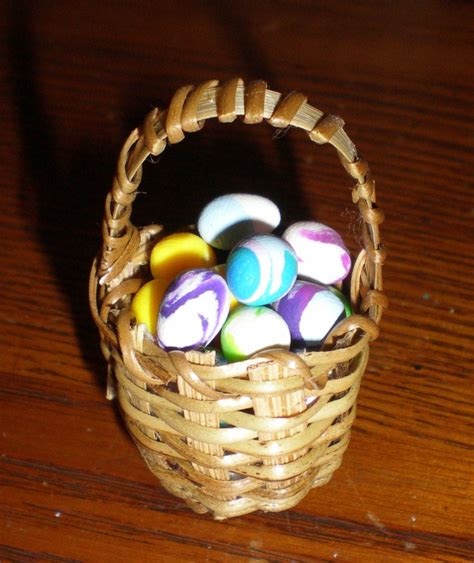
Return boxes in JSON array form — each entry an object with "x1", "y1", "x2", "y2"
[{"x1": 89, "y1": 78, "x2": 388, "y2": 519}]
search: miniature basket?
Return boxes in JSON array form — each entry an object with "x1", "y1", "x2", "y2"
[{"x1": 89, "y1": 78, "x2": 388, "y2": 519}]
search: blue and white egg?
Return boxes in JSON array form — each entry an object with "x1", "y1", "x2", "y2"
[
  {"x1": 157, "y1": 269, "x2": 230, "y2": 351},
  {"x1": 197, "y1": 193, "x2": 281, "y2": 250},
  {"x1": 283, "y1": 221, "x2": 351, "y2": 284},
  {"x1": 272, "y1": 281, "x2": 347, "y2": 347},
  {"x1": 226, "y1": 234, "x2": 298, "y2": 306}
]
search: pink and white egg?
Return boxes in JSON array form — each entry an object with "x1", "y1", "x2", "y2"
[{"x1": 283, "y1": 221, "x2": 351, "y2": 285}]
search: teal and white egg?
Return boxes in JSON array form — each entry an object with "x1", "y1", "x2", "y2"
[
  {"x1": 197, "y1": 193, "x2": 281, "y2": 250},
  {"x1": 220, "y1": 306, "x2": 291, "y2": 362},
  {"x1": 226, "y1": 234, "x2": 298, "y2": 306}
]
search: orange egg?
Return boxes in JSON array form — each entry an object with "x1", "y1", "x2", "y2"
[
  {"x1": 150, "y1": 232, "x2": 217, "y2": 282},
  {"x1": 131, "y1": 279, "x2": 168, "y2": 336}
]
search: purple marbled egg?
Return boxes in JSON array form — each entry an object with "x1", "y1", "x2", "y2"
[
  {"x1": 157, "y1": 269, "x2": 230, "y2": 351},
  {"x1": 283, "y1": 221, "x2": 351, "y2": 284},
  {"x1": 272, "y1": 281, "x2": 346, "y2": 347}
]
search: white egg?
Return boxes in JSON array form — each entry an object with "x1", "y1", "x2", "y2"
[{"x1": 197, "y1": 193, "x2": 281, "y2": 250}]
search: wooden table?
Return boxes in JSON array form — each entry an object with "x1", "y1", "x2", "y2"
[{"x1": 1, "y1": 1, "x2": 473, "y2": 561}]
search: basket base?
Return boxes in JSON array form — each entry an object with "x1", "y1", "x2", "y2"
[
  {"x1": 108, "y1": 302, "x2": 367, "y2": 519},
  {"x1": 133, "y1": 431, "x2": 350, "y2": 520}
]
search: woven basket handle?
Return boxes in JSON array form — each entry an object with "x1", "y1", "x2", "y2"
[{"x1": 98, "y1": 78, "x2": 387, "y2": 325}]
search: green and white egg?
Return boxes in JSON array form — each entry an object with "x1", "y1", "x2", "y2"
[{"x1": 220, "y1": 305, "x2": 291, "y2": 362}]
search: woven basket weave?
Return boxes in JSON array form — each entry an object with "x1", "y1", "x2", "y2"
[{"x1": 89, "y1": 78, "x2": 388, "y2": 519}]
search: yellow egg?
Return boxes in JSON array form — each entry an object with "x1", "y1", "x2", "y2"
[
  {"x1": 131, "y1": 279, "x2": 168, "y2": 336},
  {"x1": 212, "y1": 264, "x2": 239, "y2": 311},
  {"x1": 150, "y1": 232, "x2": 217, "y2": 281}
]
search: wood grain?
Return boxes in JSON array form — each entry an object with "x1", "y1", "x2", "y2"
[{"x1": 1, "y1": 0, "x2": 473, "y2": 560}]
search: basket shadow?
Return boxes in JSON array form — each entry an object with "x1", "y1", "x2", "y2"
[
  {"x1": 8, "y1": 1, "x2": 311, "y2": 398},
  {"x1": 7, "y1": 3, "x2": 115, "y2": 390}
]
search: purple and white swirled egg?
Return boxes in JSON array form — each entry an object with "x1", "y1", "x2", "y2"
[
  {"x1": 157, "y1": 269, "x2": 230, "y2": 351},
  {"x1": 272, "y1": 281, "x2": 347, "y2": 347},
  {"x1": 283, "y1": 221, "x2": 351, "y2": 284}
]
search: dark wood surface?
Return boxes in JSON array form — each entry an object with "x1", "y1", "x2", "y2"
[{"x1": 1, "y1": 1, "x2": 473, "y2": 561}]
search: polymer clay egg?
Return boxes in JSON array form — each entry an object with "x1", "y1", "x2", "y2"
[
  {"x1": 212, "y1": 264, "x2": 239, "y2": 311},
  {"x1": 283, "y1": 221, "x2": 351, "y2": 284},
  {"x1": 226, "y1": 234, "x2": 298, "y2": 306},
  {"x1": 131, "y1": 279, "x2": 168, "y2": 336},
  {"x1": 328, "y1": 285, "x2": 353, "y2": 317},
  {"x1": 157, "y1": 269, "x2": 230, "y2": 351},
  {"x1": 272, "y1": 281, "x2": 347, "y2": 347},
  {"x1": 150, "y1": 232, "x2": 217, "y2": 282},
  {"x1": 221, "y1": 306, "x2": 291, "y2": 362},
  {"x1": 197, "y1": 193, "x2": 281, "y2": 250}
]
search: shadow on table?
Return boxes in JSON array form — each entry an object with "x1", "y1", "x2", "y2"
[{"x1": 7, "y1": 1, "x2": 309, "y2": 400}]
